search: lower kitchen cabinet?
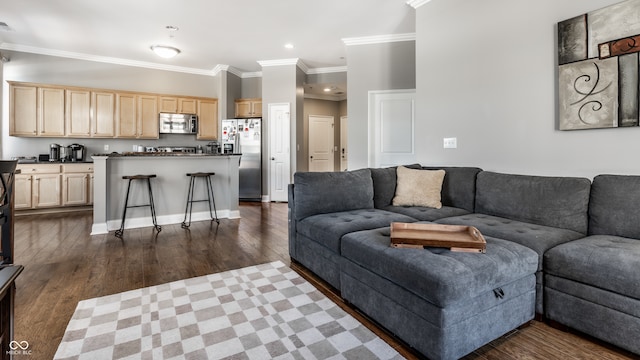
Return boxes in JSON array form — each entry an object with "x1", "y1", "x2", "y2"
[
  {"x1": 16, "y1": 163, "x2": 93, "y2": 210},
  {"x1": 62, "y1": 164, "x2": 94, "y2": 206}
]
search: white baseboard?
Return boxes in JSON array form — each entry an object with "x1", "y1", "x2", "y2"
[
  {"x1": 261, "y1": 195, "x2": 270, "y2": 202},
  {"x1": 95, "y1": 209, "x2": 237, "y2": 233}
]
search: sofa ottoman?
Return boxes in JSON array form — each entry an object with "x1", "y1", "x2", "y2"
[
  {"x1": 544, "y1": 174, "x2": 640, "y2": 355},
  {"x1": 339, "y1": 225, "x2": 538, "y2": 360}
]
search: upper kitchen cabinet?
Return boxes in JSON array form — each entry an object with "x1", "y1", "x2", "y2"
[
  {"x1": 235, "y1": 98, "x2": 262, "y2": 118},
  {"x1": 9, "y1": 83, "x2": 65, "y2": 137},
  {"x1": 159, "y1": 97, "x2": 197, "y2": 114},
  {"x1": 66, "y1": 90, "x2": 115, "y2": 138},
  {"x1": 65, "y1": 89, "x2": 91, "y2": 137},
  {"x1": 196, "y1": 99, "x2": 218, "y2": 140},
  {"x1": 9, "y1": 84, "x2": 37, "y2": 136},
  {"x1": 91, "y1": 91, "x2": 115, "y2": 137},
  {"x1": 38, "y1": 87, "x2": 66, "y2": 136},
  {"x1": 115, "y1": 93, "x2": 159, "y2": 139}
]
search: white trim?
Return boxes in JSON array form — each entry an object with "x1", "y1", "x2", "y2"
[
  {"x1": 2, "y1": 42, "x2": 342, "y2": 78},
  {"x1": 257, "y1": 58, "x2": 300, "y2": 67},
  {"x1": 261, "y1": 195, "x2": 270, "y2": 203},
  {"x1": 0, "y1": 42, "x2": 217, "y2": 76},
  {"x1": 242, "y1": 71, "x2": 262, "y2": 78},
  {"x1": 104, "y1": 209, "x2": 237, "y2": 232},
  {"x1": 91, "y1": 223, "x2": 109, "y2": 235},
  {"x1": 342, "y1": 33, "x2": 416, "y2": 46},
  {"x1": 406, "y1": 0, "x2": 433, "y2": 9},
  {"x1": 307, "y1": 66, "x2": 347, "y2": 75},
  {"x1": 304, "y1": 93, "x2": 347, "y2": 102}
]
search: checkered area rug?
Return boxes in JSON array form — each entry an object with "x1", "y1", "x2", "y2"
[{"x1": 54, "y1": 261, "x2": 403, "y2": 360}]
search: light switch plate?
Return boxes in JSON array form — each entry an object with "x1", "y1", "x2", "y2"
[
  {"x1": 104, "y1": 144, "x2": 110, "y2": 151},
  {"x1": 443, "y1": 137, "x2": 457, "y2": 149}
]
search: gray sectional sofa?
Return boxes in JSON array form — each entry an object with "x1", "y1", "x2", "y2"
[{"x1": 288, "y1": 166, "x2": 640, "y2": 359}]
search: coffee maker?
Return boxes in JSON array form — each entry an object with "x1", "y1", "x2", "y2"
[
  {"x1": 69, "y1": 144, "x2": 85, "y2": 162},
  {"x1": 49, "y1": 144, "x2": 61, "y2": 162}
]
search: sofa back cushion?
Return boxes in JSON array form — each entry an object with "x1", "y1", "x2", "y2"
[
  {"x1": 294, "y1": 169, "x2": 374, "y2": 221},
  {"x1": 370, "y1": 164, "x2": 421, "y2": 208},
  {"x1": 423, "y1": 166, "x2": 482, "y2": 212},
  {"x1": 475, "y1": 171, "x2": 591, "y2": 234},
  {"x1": 589, "y1": 175, "x2": 640, "y2": 238}
]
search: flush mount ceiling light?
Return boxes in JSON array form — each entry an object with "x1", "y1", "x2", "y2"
[
  {"x1": 151, "y1": 25, "x2": 181, "y2": 58},
  {"x1": 284, "y1": 43, "x2": 294, "y2": 49},
  {"x1": 150, "y1": 45, "x2": 181, "y2": 58}
]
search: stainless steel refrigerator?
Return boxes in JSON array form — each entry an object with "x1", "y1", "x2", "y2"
[{"x1": 221, "y1": 118, "x2": 262, "y2": 200}]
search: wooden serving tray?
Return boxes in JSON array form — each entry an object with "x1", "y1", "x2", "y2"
[{"x1": 390, "y1": 222, "x2": 486, "y2": 253}]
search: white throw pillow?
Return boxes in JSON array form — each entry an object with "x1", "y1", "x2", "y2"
[{"x1": 392, "y1": 166, "x2": 445, "y2": 208}]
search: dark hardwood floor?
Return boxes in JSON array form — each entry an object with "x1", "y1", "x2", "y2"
[{"x1": 12, "y1": 203, "x2": 638, "y2": 360}]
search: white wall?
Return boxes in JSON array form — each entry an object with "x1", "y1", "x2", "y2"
[
  {"x1": 415, "y1": 0, "x2": 637, "y2": 178},
  {"x1": 346, "y1": 41, "x2": 416, "y2": 170}
]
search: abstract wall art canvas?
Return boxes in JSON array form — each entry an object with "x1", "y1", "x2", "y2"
[{"x1": 557, "y1": 0, "x2": 640, "y2": 130}]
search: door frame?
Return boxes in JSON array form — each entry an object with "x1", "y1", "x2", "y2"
[
  {"x1": 267, "y1": 103, "x2": 291, "y2": 202},
  {"x1": 308, "y1": 114, "x2": 335, "y2": 172}
]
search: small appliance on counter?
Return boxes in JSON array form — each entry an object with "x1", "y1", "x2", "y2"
[
  {"x1": 49, "y1": 143, "x2": 61, "y2": 162},
  {"x1": 206, "y1": 141, "x2": 221, "y2": 154},
  {"x1": 156, "y1": 146, "x2": 197, "y2": 153},
  {"x1": 69, "y1": 144, "x2": 85, "y2": 162},
  {"x1": 60, "y1": 146, "x2": 71, "y2": 162}
]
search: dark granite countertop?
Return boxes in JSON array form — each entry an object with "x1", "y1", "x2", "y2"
[{"x1": 93, "y1": 152, "x2": 242, "y2": 157}]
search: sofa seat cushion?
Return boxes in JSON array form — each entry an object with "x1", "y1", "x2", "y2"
[
  {"x1": 382, "y1": 205, "x2": 469, "y2": 222},
  {"x1": 296, "y1": 209, "x2": 417, "y2": 254},
  {"x1": 545, "y1": 235, "x2": 640, "y2": 300},
  {"x1": 341, "y1": 225, "x2": 538, "y2": 308},
  {"x1": 436, "y1": 214, "x2": 584, "y2": 271}
]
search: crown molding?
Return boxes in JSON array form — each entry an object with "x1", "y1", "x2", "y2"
[
  {"x1": 2, "y1": 43, "x2": 343, "y2": 79},
  {"x1": 342, "y1": 33, "x2": 416, "y2": 46},
  {"x1": 0, "y1": 42, "x2": 217, "y2": 76},
  {"x1": 241, "y1": 71, "x2": 262, "y2": 78},
  {"x1": 307, "y1": 66, "x2": 347, "y2": 75},
  {"x1": 304, "y1": 92, "x2": 347, "y2": 102},
  {"x1": 406, "y1": 0, "x2": 433, "y2": 9}
]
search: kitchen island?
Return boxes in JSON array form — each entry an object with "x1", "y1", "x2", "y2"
[{"x1": 91, "y1": 153, "x2": 241, "y2": 235}]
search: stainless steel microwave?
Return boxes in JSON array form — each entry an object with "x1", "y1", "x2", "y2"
[{"x1": 159, "y1": 113, "x2": 198, "y2": 134}]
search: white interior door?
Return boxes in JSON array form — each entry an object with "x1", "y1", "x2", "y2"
[
  {"x1": 269, "y1": 103, "x2": 291, "y2": 202},
  {"x1": 340, "y1": 116, "x2": 348, "y2": 171},
  {"x1": 308, "y1": 115, "x2": 334, "y2": 172},
  {"x1": 369, "y1": 90, "x2": 416, "y2": 167}
]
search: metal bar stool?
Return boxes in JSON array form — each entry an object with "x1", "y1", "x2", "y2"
[
  {"x1": 181, "y1": 172, "x2": 219, "y2": 228},
  {"x1": 115, "y1": 174, "x2": 161, "y2": 238}
]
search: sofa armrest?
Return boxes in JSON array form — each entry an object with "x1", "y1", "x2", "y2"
[{"x1": 288, "y1": 184, "x2": 297, "y2": 259}]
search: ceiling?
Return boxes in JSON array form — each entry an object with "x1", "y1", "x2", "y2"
[{"x1": 0, "y1": 0, "x2": 415, "y2": 97}]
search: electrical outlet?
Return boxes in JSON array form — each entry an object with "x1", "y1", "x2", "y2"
[
  {"x1": 443, "y1": 137, "x2": 457, "y2": 149},
  {"x1": 104, "y1": 144, "x2": 109, "y2": 151}
]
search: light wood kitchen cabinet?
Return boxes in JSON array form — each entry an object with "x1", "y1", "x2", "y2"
[
  {"x1": 16, "y1": 163, "x2": 94, "y2": 210},
  {"x1": 65, "y1": 89, "x2": 91, "y2": 137},
  {"x1": 9, "y1": 84, "x2": 37, "y2": 136},
  {"x1": 115, "y1": 93, "x2": 159, "y2": 139},
  {"x1": 235, "y1": 98, "x2": 262, "y2": 118},
  {"x1": 15, "y1": 165, "x2": 62, "y2": 209},
  {"x1": 14, "y1": 175, "x2": 33, "y2": 209},
  {"x1": 10, "y1": 83, "x2": 65, "y2": 137},
  {"x1": 62, "y1": 164, "x2": 93, "y2": 206},
  {"x1": 38, "y1": 87, "x2": 66, "y2": 137},
  {"x1": 92, "y1": 91, "x2": 115, "y2": 137},
  {"x1": 197, "y1": 99, "x2": 219, "y2": 140},
  {"x1": 159, "y1": 96, "x2": 197, "y2": 114}
]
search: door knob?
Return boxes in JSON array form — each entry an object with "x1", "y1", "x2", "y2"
[{"x1": 271, "y1": 157, "x2": 275, "y2": 160}]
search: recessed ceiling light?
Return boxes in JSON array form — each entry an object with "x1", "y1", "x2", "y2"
[
  {"x1": 323, "y1": 88, "x2": 331, "y2": 92},
  {"x1": 284, "y1": 43, "x2": 294, "y2": 49},
  {"x1": 150, "y1": 45, "x2": 181, "y2": 58}
]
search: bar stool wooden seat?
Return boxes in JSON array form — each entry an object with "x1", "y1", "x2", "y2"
[
  {"x1": 181, "y1": 172, "x2": 219, "y2": 228},
  {"x1": 115, "y1": 174, "x2": 161, "y2": 238}
]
